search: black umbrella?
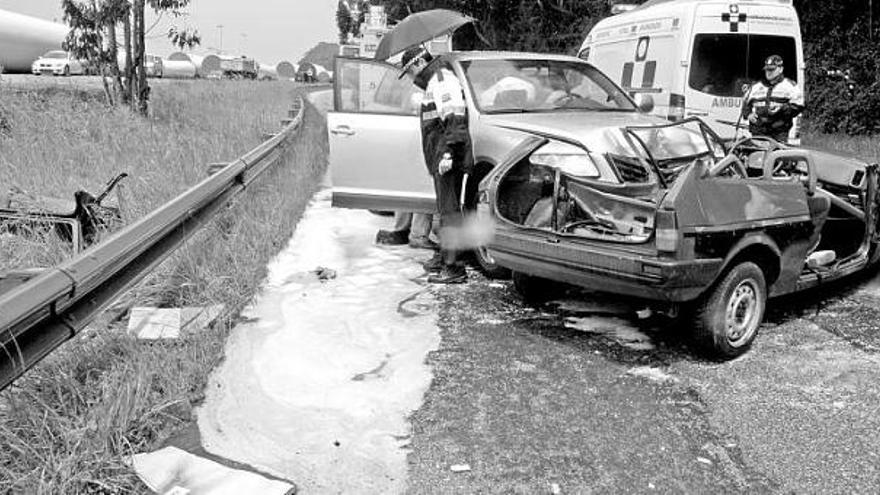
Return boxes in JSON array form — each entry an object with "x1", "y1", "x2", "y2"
[{"x1": 373, "y1": 9, "x2": 475, "y2": 61}]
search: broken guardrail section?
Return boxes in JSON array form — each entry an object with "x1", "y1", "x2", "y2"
[{"x1": 0, "y1": 97, "x2": 305, "y2": 391}]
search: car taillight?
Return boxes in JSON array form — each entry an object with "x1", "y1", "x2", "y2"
[
  {"x1": 668, "y1": 93, "x2": 685, "y2": 121},
  {"x1": 655, "y1": 208, "x2": 679, "y2": 252}
]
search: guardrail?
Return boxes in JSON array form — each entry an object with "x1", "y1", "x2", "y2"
[{"x1": 0, "y1": 97, "x2": 306, "y2": 391}]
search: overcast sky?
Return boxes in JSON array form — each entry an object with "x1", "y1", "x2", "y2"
[{"x1": 0, "y1": 0, "x2": 338, "y2": 63}]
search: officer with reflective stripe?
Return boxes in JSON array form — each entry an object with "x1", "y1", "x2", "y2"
[
  {"x1": 403, "y1": 46, "x2": 472, "y2": 284},
  {"x1": 741, "y1": 54, "x2": 804, "y2": 143}
]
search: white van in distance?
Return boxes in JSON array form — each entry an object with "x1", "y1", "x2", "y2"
[{"x1": 579, "y1": 0, "x2": 804, "y2": 142}]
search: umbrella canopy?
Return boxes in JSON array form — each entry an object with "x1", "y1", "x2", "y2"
[{"x1": 374, "y1": 9, "x2": 474, "y2": 61}]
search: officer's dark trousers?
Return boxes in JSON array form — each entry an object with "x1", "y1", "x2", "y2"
[{"x1": 432, "y1": 169, "x2": 465, "y2": 267}]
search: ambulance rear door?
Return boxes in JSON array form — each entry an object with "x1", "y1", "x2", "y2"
[{"x1": 686, "y1": 1, "x2": 802, "y2": 140}]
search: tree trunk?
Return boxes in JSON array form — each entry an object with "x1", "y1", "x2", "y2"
[
  {"x1": 107, "y1": 21, "x2": 123, "y2": 104},
  {"x1": 123, "y1": 5, "x2": 133, "y2": 105},
  {"x1": 133, "y1": 0, "x2": 148, "y2": 116}
]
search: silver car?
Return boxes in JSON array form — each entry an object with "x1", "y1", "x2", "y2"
[{"x1": 328, "y1": 51, "x2": 658, "y2": 273}]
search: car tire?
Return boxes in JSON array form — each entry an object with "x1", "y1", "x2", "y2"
[
  {"x1": 473, "y1": 245, "x2": 511, "y2": 279},
  {"x1": 691, "y1": 261, "x2": 766, "y2": 358},
  {"x1": 512, "y1": 271, "x2": 561, "y2": 303}
]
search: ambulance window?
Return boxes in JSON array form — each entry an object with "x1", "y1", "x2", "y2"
[{"x1": 689, "y1": 34, "x2": 797, "y2": 97}]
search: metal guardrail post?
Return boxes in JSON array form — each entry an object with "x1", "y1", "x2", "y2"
[{"x1": 0, "y1": 98, "x2": 305, "y2": 391}]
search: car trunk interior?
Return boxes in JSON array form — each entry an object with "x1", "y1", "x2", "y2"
[{"x1": 495, "y1": 158, "x2": 660, "y2": 244}]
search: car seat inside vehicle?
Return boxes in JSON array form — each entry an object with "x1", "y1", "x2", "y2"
[{"x1": 493, "y1": 89, "x2": 529, "y2": 109}]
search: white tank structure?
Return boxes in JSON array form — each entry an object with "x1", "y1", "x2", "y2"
[
  {"x1": 258, "y1": 61, "x2": 297, "y2": 81},
  {"x1": 161, "y1": 59, "x2": 197, "y2": 79},
  {"x1": 297, "y1": 62, "x2": 316, "y2": 82},
  {"x1": 258, "y1": 63, "x2": 278, "y2": 80},
  {"x1": 0, "y1": 9, "x2": 68, "y2": 73},
  {"x1": 201, "y1": 54, "x2": 222, "y2": 78},
  {"x1": 313, "y1": 64, "x2": 331, "y2": 83},
  {"x1": 276, "y1": 61, "x2": 296, "y2": 79},
  {"x1": 167, "y1": 52, "x2": 221, "y2": 78},
  {"x1": 167, "y1": 51, "x2": 192, "y2": 62}
]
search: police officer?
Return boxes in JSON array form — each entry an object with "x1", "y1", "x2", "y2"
[
  {"x1": 402, "y1": 46, "x2": 472, "y2": 284},
  {"x1": 741, "y1": 54, "x2": 804, "y2": 143}
]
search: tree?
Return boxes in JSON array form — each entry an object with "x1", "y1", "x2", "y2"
[
  {"x1": 62, "y1": 0, "x2": 200, "y2": 116},
  {"x1": 299, "y1": 42, "x2": 340, "y2": 69},
  {"x1": 793, "y1": 0, "x2": 880, "y2": 133},
  {"x1": 379, "y1": 0, "x2": 613, "y2": 55},
  {"x1": 337, "y1": 1, "x2": 353, "y2": 43}
]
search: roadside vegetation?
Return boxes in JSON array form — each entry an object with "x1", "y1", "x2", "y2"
[{"x1": 0, "y1": 80, "x2": 328, "y2": 492}]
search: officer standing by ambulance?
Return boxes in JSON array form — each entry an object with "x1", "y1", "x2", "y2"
[
  {"x1": 741, "y1": 54, "x2": 805, "y2": 143},
  {"x1": 402, "y1": 46, "x2": 472, "y2": 284}
]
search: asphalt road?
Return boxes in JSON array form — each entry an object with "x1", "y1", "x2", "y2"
[{"x1": 404, "y1": 266, "x2": 880, "y2": 494}]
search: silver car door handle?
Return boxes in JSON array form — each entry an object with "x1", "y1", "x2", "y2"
[{"x1": 331, "y1": 125, "x2": 355, "y2": 136}]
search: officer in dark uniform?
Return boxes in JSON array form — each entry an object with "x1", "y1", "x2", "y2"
[
  {"x1": 402, "y1": 47, "x2": 472, "y2": 284},
  {"x1": 741, "y1": 54, "x2": 805, "y2": 143}
]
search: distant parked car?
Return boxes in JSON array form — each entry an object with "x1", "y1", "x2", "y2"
[
  {"x1": 31, "y1": 50, "x2": 84, "y2": 76},
  {"x1": 145, "y1": 55, "x2": 164, "y2": 78}
]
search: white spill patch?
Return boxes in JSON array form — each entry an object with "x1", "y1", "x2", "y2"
[
  {"x1": 131, "y1": 447, "x2": 294, "y2": 494},
  {"x1": 627, "y1": 366, "x2": 678, "y2": 383},
  {"x1": 553, "y1": 297, "x2": 641, "y2": 316},
  {"x1": 198, "y1": 190, "x2": 440, "y2": 494},
  {"x1": 564, "y1": 315, "x2": 655, "y2": 350},
  {"x1": 128, "y1": 305, "x2": 224, "y2": 340}
]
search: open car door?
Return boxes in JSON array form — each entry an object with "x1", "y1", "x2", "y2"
[{"x1": 329, "y1": 57, "x2": 436, "y2": 213}]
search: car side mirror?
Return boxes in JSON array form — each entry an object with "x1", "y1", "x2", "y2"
[{"x1": 634, "y1": 93, "x2": 654, "y2": 113}]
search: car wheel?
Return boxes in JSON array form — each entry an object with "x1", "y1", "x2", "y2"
[
  {"x1": 473, "y1": 245, "x2": 511, "y2": 279},
  {"x1": 63, "y1": 65, "x2": 70, "y2": 76},
  {"x1": 691, "y1": 261, "x2": 766, "y2": 358},
  {"x1": 512, "y1": 271, "x2": 561, "y2": 303}
]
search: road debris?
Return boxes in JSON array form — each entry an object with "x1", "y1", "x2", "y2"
[
  {"x1": 627, "y1": 366, "x2": 678, "y2": 383},
  {"x1": 550, "y1": 482, "x2": 562, "y2": 494},
  {"x1": 127, "y1": 305, "x2": 224, "y2": 339},
  {"x1": 313, "y1": 266, "x2": 337, "y2": 281},
  {"x1": 696, "y1": 456, "x2": 714, "y2": 466},
  {"x1": 450, "y1": 464, "x2": 471, "y2": 472}
]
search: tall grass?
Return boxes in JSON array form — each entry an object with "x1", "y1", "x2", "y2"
[
  {"x1": 803, "y1": 130, "x2": 880, "y2": 161},
  {"x1": 0, "y1": 80, "x2": 328, "y2": 492}
]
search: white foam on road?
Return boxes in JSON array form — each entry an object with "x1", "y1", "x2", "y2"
[
  {"x1": 132, "y1": 447, "x2": 294, "y2": 495},
  {"x1": 198, "y1": 190, "x2": 440, "y2": 493}
]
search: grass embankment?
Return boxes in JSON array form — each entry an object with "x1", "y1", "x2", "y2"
[
  {"x1": 0, "y1": 80, "x2": 328, "y2": 492},
  {"x1": 804, "y1": 131, "x2": 880, "y2": 161}
]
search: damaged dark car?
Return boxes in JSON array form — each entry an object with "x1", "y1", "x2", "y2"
[{"x1": 480, "y1": 118, "x2": 880, "y2": 357}]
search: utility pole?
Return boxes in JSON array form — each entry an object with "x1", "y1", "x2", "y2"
[{"x1": 217, "y1": 24, "x2": 224, "y2": 53}]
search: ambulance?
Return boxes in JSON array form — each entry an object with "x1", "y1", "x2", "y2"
[{"x1": 579, "y1": 0, "x2": 804, "y2": 142}]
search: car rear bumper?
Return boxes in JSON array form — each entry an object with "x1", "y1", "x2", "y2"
[{"x1": 490, "y1": 232, "x2": 723, "y2": 302}]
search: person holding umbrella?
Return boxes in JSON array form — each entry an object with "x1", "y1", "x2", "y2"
[
  {"x1": 400, "y1": 45, "x2": 473, "y2": 284},
  {"x1": 376, "y1": 9, "x2": 478, "y2": 284}
]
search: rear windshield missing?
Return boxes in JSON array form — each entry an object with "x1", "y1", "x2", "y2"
[{"x1": 688, "y1": 34, "x2": 797, "y2": 97}]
